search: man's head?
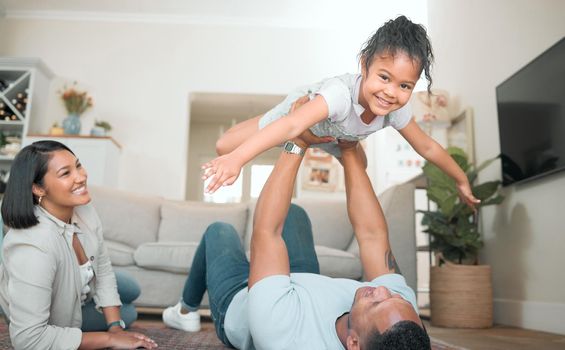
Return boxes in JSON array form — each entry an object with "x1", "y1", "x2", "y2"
[{"x1": 346, "y1": 286, "x2": 430, "y2": 350}]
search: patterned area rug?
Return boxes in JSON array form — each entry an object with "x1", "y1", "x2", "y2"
[
  {"x1": 0, "y1": 318, "x2": 457, "y2": 349},
  {"x1": 0, "y1": 318, "x2": 229, "y2": 350}
]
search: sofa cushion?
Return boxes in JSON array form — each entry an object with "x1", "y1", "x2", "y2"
[
  {"x1": 89, "y1": 186, "x2": 162, "y2": 247},
  {"x1": 134, "y1": 242, "x2": 199, "y2": 273},
  {"x1": 292, "y1": 199, "x2": 354, "y2": 250},
  {"x1": 105, "y1": 240, "x2": 135, "y2": 266},
  {"x1": 244, "y1": 199, "x2": 354, "y2": 251},
  {"x1": 158, "y1": 201, "x2": 248, "y2": 243},
  {"x1": 315, "y1": 245, "x2": 362, "y2": 280}
]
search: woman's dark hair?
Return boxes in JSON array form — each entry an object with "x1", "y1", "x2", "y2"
[
  {"x1": 359, "y1": 15, "x2": 434, "y2": 92},
  {"x1": 1, "y1": 140, "x2": 74, "y2": 229}
]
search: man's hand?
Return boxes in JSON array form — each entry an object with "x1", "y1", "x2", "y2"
[
  {"x1": 337, "y1": 139, "x2": 358, "y2": 153},
  {"x1": 289, "y1": 95, "x2": 334, "y2": 149},
  {"x1": 337, "y1": 139, "x2": 368, "y2": 169}
]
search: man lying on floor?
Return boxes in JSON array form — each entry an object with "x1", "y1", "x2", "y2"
[{"x1": 162, "y1": 130, "x2": 431, "y2": 349}]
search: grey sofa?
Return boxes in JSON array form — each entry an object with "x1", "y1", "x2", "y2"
[{"x1": 89, "y1": 181, "x2": 416, "y2": 308}]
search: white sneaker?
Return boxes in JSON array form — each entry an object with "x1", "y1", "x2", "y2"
[{"x1": 162, "y1": 302, "x2": 201, "y2": 332}]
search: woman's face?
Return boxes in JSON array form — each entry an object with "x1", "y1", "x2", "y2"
[{"x1": 35, "y1": 150, "x2": 90, "y2": 217}]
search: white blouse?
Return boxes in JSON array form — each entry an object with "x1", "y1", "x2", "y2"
[{"x1": 79, "y1": 260, "x2": 95, "y2": 304}]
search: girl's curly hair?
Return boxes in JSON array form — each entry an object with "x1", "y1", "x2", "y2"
[{"x1": 359, "y1": 15, "x2": 434, "y2": 92}]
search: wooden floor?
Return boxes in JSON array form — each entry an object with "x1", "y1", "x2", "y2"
[
  {"x1": 137, "y1": 310, "x2": 565, "y2": 350},
  {"x1": 423, "y1": 320, "x2": 565, "y2": 350}
]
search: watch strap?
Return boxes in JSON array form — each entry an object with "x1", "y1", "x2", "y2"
[{"x1": 107, "y1": 319, "x2": 126, "y2": 330}]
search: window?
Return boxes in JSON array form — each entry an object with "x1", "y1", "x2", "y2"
[
  {"x1": 250, "y1": 164, "x2": 274, "y2": 198},
  {"x1": 203, "y1": 174, "x2": 243, "y2": 203}
]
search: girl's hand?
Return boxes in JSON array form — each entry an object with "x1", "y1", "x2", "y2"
[
  {"x1": 201, "y1": 154, "x2": 243, "y2": 194},
  {"x1": 109, "y1": 331, "x2": 158, "y2": 349},
  {"x1": 457, "y1": 181, "x2": 481, "y2": 210}
]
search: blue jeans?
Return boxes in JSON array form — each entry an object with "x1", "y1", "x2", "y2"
[
  {"x1": 81, "y1": 270, "x2": 141, "y2": 331},
  {"x1": 181, "y1": 204, "x2": 320, "y2": 347}
]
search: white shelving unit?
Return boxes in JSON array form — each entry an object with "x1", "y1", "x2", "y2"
[{"x1": 0, "y1": 58, "x2": 54, "y2": 172}]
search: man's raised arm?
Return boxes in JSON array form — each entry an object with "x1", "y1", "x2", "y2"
[
  {"x1": 248, "y1": 140, "x2": 303, "y2": 288},
  {"x1": 340, "y1": 142, "x2": 402, "y2": 281},
  {"x1": 248, "y1": 97, "x2": 333, "y2": 288}
]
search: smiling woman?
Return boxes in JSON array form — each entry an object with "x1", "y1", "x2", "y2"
[{"x1": 0, "y1": 141, "x2": 157, "y2": 350}]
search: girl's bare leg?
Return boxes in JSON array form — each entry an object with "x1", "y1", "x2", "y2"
[{"x1": 216, "y1": 114, "x2": 263, "y2": 155}]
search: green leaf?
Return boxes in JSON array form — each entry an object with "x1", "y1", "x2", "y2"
[
  {"x1": 473, "y1": 181, "x2": 501, "y2": 200},
  {"x1": 451, "y1": 154, "x2": 471, "y2": 173},
  {"x1": 447, "y1": 146, "x2": 468, "y2": 160},
  {"x1": 423, "y1": 162, "x2": 454, "y2": 190},
  {"x1": 438, "y1": 193, "x2": 458, "y2": 216},
  {"x1": 419, "y1": 211, "x2": 448, "y2": 226}
]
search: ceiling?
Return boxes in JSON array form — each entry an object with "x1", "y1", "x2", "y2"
[
  {"x1": 1, "y1": 0, "x2": 423, "y2": 29},
  {"x1": 189, "y1": 92, "x2": 284, "y2": 124},
  {"x1": 1, "y1": 0, "x2": 427, "y2": 123},
  {"x1": 1, "y1": 0, "x2": 379, "y2": 28}
]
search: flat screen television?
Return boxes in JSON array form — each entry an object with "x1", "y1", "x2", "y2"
[{"x1": 496, "y1": 37, "x2": 565, "y2": 186}]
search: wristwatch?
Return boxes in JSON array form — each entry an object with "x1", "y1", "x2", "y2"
[
  {"x1": 283, "y1": 141, "x2": 305, "y2": 156},
  {"x1": 107, "y1": 319, "x2": 126, "y2": 330}
]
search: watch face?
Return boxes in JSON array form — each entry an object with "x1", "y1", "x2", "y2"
[{"x1": 284, "y1": 142, "x2": 294, "y2": 152}]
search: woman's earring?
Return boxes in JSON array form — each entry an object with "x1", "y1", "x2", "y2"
[{"x1": 38, "y1": 196, "x2": 42, "y2": 205}]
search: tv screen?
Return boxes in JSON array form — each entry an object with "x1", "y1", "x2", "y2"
[{"x1": 496, "y1": 37, "x2": 565, "y2": 186}]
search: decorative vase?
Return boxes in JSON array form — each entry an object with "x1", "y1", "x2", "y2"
[{"x1": 62, "y1": 113, "x2": 81, "y2": 135}]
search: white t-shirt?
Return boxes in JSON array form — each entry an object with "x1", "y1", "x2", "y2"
[
  {"x1": 259, "y1": 74, "x2": 412, "y2": 156},
  {"x1": 223, "y1": 273, "x2": 417, "y2": 350}
]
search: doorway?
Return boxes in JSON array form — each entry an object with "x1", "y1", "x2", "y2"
[{"x1": 186, "y1": 92, "x2": 284, "y2": 202}]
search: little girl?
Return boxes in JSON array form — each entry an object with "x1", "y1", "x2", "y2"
[{"x1": 203, "y1": 16, "x2": 480, "y2": 208}]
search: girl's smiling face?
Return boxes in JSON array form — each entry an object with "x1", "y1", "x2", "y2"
[{"x1": 359, "y1": 51, "x2": 421, "y2": 118}]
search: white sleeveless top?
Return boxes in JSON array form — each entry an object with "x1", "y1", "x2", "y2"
[{"x1": 79, "y1": 260, "x2": 95, "y2": 304}]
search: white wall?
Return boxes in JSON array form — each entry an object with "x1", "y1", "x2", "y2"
[
  {"x1": 428, "y1": 0, "x2": 565, "y2": 334},
  {"x1": 0, "y1": 3, "x2": 427, "y2": 199}
]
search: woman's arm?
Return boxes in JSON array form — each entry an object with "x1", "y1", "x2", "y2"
[
  {"x1": 5, "y1": 242, "x2": 84, "y2": 350},
  {"x1": 89, "y1": 207, "x2": 122, "y2": 311},
  {"x1": 202, "y1": 95, "x2": 330, "y2": 193},
  {"x1": 399, "y1": 119, "x2": 480, "y2": 208},
  {"x1": 80, "y1": 331, "x2": 156, "y2": 349}
]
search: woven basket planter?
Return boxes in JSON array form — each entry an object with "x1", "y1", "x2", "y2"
[{"x1": 430, "y1": 259, "x2": 493, "y2": 328}]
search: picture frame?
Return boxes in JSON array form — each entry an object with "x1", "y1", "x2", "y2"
[
  {"x1": 302, "y1": 161, "x2": 339, "y2": 192},
  {"x1": 304, "y1": 147, "x2": 333, "y2": 163}
]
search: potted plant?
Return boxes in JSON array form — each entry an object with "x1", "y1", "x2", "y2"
[
  {"x1": 91, "y1": 120, "x2": 112, "y2": 136},
  {"x1": 419, "y1": 146, "x2": 504, "y2": 328},
  {"x1": 59, "y1": 82, "x2": 93, "y2": 135}
]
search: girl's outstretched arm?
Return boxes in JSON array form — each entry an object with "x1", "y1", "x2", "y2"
[
  {"x1": 202, "y1": 95, "x2": 331, "y2": 193},
  {"x1": 399, "y1": 119, "x2": 481, "y2": 209}
]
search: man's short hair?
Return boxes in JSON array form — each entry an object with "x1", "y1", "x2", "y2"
[{"x1": 364, "y1": 320, "x2": 431, "y2": 349}]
